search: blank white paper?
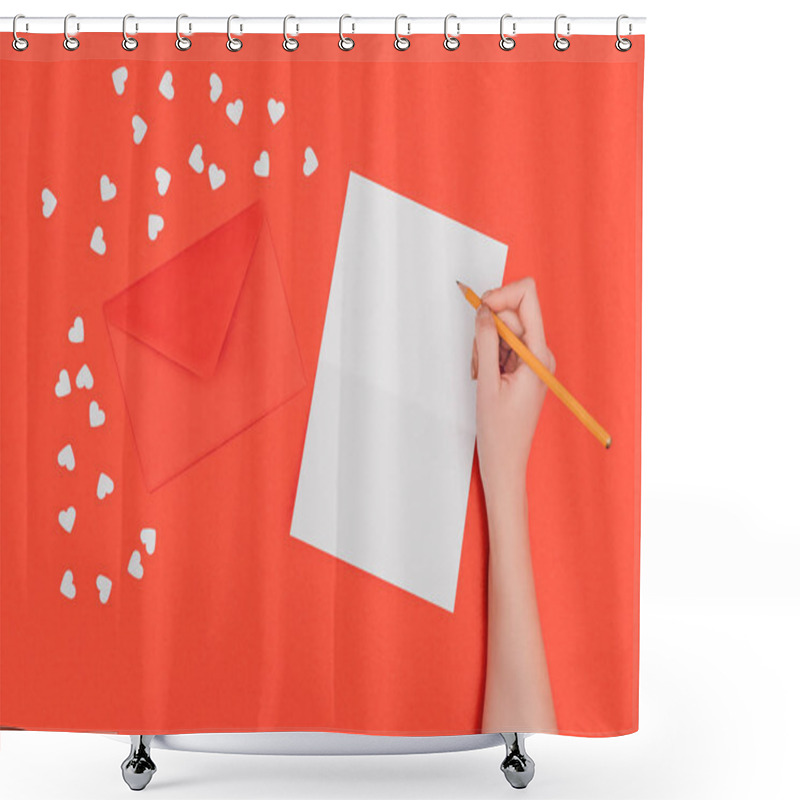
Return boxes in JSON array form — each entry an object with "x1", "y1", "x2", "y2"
[{"x1": 290, "y1": 172, "x2": 508, "y2": 612}]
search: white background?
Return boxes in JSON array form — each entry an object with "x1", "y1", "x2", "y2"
[{"x1": 2, "y1": 1, "x2": 799, "y2": 798}]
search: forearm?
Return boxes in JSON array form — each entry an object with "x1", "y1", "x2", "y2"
[{"x1": 481, "y1": 485, "x2": 557, "y2": 733}]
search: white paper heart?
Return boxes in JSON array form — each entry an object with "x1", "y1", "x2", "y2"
[
  {"x1": 132, "y1": 114, "x2": 147, "y2": 145},
  {"x1": 89, "y1": 400, "x2": 106, "y2": 428},
  {"x1": 208, "y1": 164, "x2": 226, "y2": 190},
  {"x1": 58, "y1": 506, "x2": 76, "y2": 533},
  {"x1": 253, "y1": 151, "x2": 270, "y2": 177},
  {"x1": 75, "y1": 363, "x2": 94, "y2": 390},
  {"x1": 112, "y1": 66, "x2": 128, "y2": 96},
  {"x1": 159, "y1": 70, "x2": 174, "y2": 100},
  {"x1": 97, "y1": 472, "x2": 114, "y2": 499},
  {"x1": 268, "y1": 98, "x2": 285, "y2": 125},
  {"x1": 60, "y1": 569, "x2": 77, "y2": 599},
  {"x1": 90, "y1": 226, "x2": 106, "y2": 256},
  {"x1": 42, "y1": 188, "x2": 57, "y2": 218},
  {"x1": 226, "y1": 98, "x2": 243, "y2": 125},
  {"x1": 189, "y1": 144, "x2": 204, "y2": 174},
  {"x1": 209, "y1": 72, "x2": 223, "y2": 103},
  {"x1": 303, "y1": 147, "x2": 319, "y2": 177},
  {"x1": 155, "y1": 167, "x2": 171, "y2": 196},
  {"x1": 96, "y1": 575, "x2": 112, "y2": 604},
  {"x1": 140, "y1": 527, "x2": 157, "y2": 556},
  {"x1": 57, "y1": 444, "x2": 75, "y2": 471},
  {"x1": 127, "y1": 550, "x2": 144, "y2": 580},
  {"x1": 148, "y1": 214, "x2": 165, "y2": 241},
  {"x1": 100, "y1": 174, "x2": 117, "y2": 202},
  {"x1": 55, "y1": 368, "x2": 71, "y2": 398},
  {"x1": 68, "y1": 316, "x2": 84, "y2": 343}
]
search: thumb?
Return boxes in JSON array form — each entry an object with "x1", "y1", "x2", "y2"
[{"x1": 475, "y1": 303, "x2": 500, "y2": 394}]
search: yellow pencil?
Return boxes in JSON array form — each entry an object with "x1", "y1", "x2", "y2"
[{"x1": 457, "y1": 280, "x2": 612, "y2": 449}]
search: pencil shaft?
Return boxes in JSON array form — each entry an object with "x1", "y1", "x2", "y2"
[{"x1": 457, "y1": 281, "x2": 611, "y2": 448}]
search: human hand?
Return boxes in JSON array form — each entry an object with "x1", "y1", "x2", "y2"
[{"x1": 471, "y1": 278, "x2": 555, "y2": 506}]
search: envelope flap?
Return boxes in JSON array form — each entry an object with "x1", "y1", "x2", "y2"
[{"x1": 104, "y1": 202, "x2": 263, "y2": 379}]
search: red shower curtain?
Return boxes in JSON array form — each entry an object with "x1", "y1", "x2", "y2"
[{"x1": 0, "y1": 32, "x2": 643, "y2": 737}]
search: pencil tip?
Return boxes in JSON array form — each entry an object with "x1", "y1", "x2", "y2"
[{"x1": 606, "y1": 438, "x2": 612, "y2": 449}]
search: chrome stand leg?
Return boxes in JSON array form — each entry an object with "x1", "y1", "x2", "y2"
[
  {"x1": 121, "y1": 735, "x2": 157, "y2": 791},
  {"x1": 500, "y1": 732, "x2": 535, "y2": 789}
]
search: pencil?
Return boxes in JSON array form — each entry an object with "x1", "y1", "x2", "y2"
[{"x1": 457, "y1": 280, "x2": 612, "y2": 449}]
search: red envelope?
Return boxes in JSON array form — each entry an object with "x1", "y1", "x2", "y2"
[{"x1": 104, "y1": 201, "x2": 306, "y2": 491}]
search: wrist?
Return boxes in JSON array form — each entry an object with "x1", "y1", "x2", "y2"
[{"x1": 484, "y1": 480, "x2": 529, "y2": 535}]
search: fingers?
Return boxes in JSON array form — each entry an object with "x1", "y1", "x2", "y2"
[
  {"x1": 474, "y1": 303, "x2": 500, "y2": 393},
  {"x1": 482, "y1": 277, "x2": 547, "y2": 356}
]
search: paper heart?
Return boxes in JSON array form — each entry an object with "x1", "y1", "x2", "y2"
[
  {"x1": 303, "y1": 147, "x2": 319, "y2": 177},
  {"x1": 140, "y1": 527, "x2": 157, "y2": 555},
  {"x1": 159, "y1": 70, "x2": 174, "y2": 100},
  {"x1": 268, "y1": 98, "x2": 285, "y2": 125},
  {"x1": 132, "y1": 114, "x2": 147, "y2": 145},
  {"x1": 68, "y1": 316, "x2": 84, "y2": 343},
  {"x1": 54, "y1": 368, "x2": 71, "y2": 398},
  {"x1": 75, "y1": 363, "x2": 94, "y2": 390},
  {"x1": 89, "y1": 400, "x2": 106, "y2": 428},
  {"x1": 97, "y1": 472, "x2": 114, "y2": 499},
  {"x1": 148, "y1": 214, "x2": 165, "y2": 241},
  {"x1": 58, "y1": 506, "x2": 76, "y2": 533},
  {"x1": 189, "y1": 144, "x2": 204, "y2": 174},
  {"x1": 60, "y1": 569, "x2": 76, "y2": 599},
  {"x1": 209, "y1": 73, "x2": 223, "y2": 103},
  {"x1": 57, "y1": 444, "x2": 75, "y2": 471},
  {"x1": 127, "y1": 550, "x2": 144, "y2": 580},
  {"x1": 41, "y1": 188, "x2": 57, "y2": 218},
  {"x1": 96, "y1": 575, "x2": 112, "y2": 604},
  {"x1": 155, "y1": 167, "x2": 171, "y2": 196},
  {"x1": 112, "y1": 66, "x2": 128, "y2": 96},
  {"x1": 100, "y1": 174, "x2": 117, "y2": 202},
  {"x1": 208, "y1": 164, "x2": 226, "y2": 190},
  {"x1": 253, "y1": 151, "x2": 270, "y2": 177},
  {"x1": 90, "y1": 226, "x2": 106, "y2": 256},
  {"x1": 226, "y1": 98, "x2": 243, "y2": 125}
]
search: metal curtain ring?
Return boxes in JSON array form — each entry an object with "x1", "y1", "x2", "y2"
[
  {"x1": 12, "y1": 14, "x2": 29, "y2": 51},
  {"x1": 499, "y1": 14, "x2": 515, "y2": 50},
  {"x1": 616, "y1": 14, "x2": 632, "y2": 51},
  {"x1": 175, "y1": 14, "x2": 191, "y2": 50},
  {"x1": 394, "y1": 14, "x2": 410, "y2": 50},
  {"x1": 63, "y1": 13, "x2": 79, "y2": 50},
  {"x1": 553, "y1": 14, "x2": 570, "y2": 51},
  {"x1": 443, "y1": 13, "x2": 460, "y2": 50},
  {"x1": 339, "y1": 14, "x2": 355, "y2": 50},
  {"x1": 227, "y1": 15, "x2": 243, "y2": 51},
  {"x1": 283, "y1": 15, "x2": 299, "y2": 51},
  {"x1": 122, "y1": 14, "x2": 138, "y2": 50}
]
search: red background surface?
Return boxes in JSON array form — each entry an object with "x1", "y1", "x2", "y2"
[{"x1": 0, "y1": 34, "x2": 643, "y2": 736}]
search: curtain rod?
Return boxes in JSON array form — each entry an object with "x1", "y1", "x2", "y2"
[{"x1": 1, "y1": 16, "x2": 646, "y2": 37}]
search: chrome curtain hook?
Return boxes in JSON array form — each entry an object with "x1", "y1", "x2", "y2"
[
  {"x1": 499, "y1": 14, "x2": 516, "y2": 50},
  {"x1": 283, "y1": 15, "x2": 299, "y2": 51},
  {"x1": 615, "y1": 14, "x2": 632, "y2": 51},
  {"x1": 63, "y1": 13, "x2": 80, "y2": 50},
  {"x1": 176, "y1": 14, "x2": 192, "y2": 50},
  {"x1": 339, "y1": 14, "x2": 355, "y2": 50},
  {"x1": 227, "y1": 15, "x2": 243, "y2": 51},
  {"x1": 122, "y1": 14, "x2": 138, "y2": 50},
  {"x1": 12, "y1": 14, "x2": 29, "y2": 51},
  {"x1": 443, "y1": 13, "x2": 460, "y2": 51},
  {"x1": 553, "y1": 14, "x2": 570, "y2": 51},
  {"x1": 394, "y1": 14, "x2": 410, "y2": 50}
]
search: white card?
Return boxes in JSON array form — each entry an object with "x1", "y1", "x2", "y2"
[{"x1": 290, "y1": 172, "x2": 508, "y2": 611}]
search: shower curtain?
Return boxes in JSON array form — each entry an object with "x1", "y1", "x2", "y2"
[{"x1": 0, "y1": 30, "x2": 644, "y2": 738}]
